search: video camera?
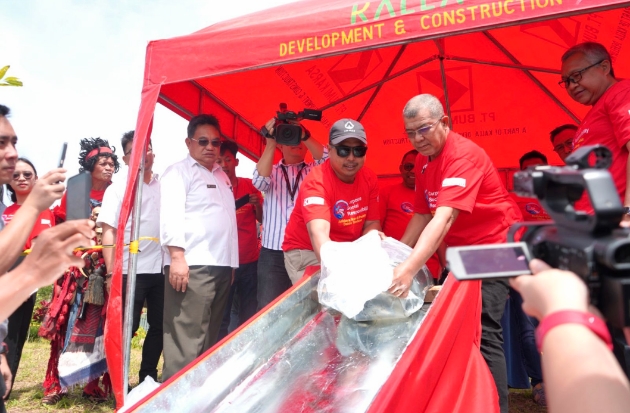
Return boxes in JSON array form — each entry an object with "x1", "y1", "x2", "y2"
[
  {"x1": 265, "y1": 104, "x2": 322, "y2": 146},
  {"x1": 449, "y1": 145, "x2": 630, "y2": 328}
]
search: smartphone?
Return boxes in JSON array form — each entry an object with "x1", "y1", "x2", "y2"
[
  {"x1": 446, "y1": 242, "x2": 532, "y2": 281},
  {"x1": 66, "y1": 172, "x2": 92, "y2": 220},
  {"x1": 58, "y1": 142, "x2": 68, "y2": 168}
]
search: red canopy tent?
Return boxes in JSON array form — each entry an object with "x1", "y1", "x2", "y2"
[{"x1": 106, "y1": 0, "x2": 630, "y2": 407}]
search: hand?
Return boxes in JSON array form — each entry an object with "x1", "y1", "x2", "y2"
[
  {"x1": 22, "y1": 168, "x2": 66, "y2": 213},
  {"x1": 509, "y1": 259, "x2": 589, "y2": 321},
  {"x1": 169, "y1": 256, "x2": 189, "y2": 292},
  {"x1": 22, "y1": 219, "x2": 95, "y2": 289},
  {"x1": 389, "y1": 264, "x2": 415, "y2": 298},
  {"x1": 620, "y1": 214, "x2": 630, "y2": 228},
  {"x1": 248, "y1": 193, "x2": 260, "y2": 206},
  {"x1": 376, "y1": 231, "x2": 387, "y2": 240},
  {"x1": 263, "y1": 118, "x2": 276, "y2": 138},
  {"x1": 1, "y1": 353, "x2": 13, "y2": 399}
]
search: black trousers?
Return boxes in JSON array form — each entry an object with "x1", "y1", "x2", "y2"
[
  {"x1": 4, "y1": 293, "x2": 36, "y2": 399},
  {"x1": 122, "y1": 273, "x2": 165, "y2": 382},
  {"x1": 481, "y1": 280, "x2": 509, "y2": 413},
  {"x1": 257, "y1": 248, "x2": 292, "y2": 311},
  {"x1": 0, "y1": 373, "x2": 5, "y2": 413}
]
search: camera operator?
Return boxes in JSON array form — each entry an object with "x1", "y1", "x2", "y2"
[
  {"x1": 511, "y1": 259, "x2": 630, "y2": 413},
  {"x1": 253, "y1": 110, "x2": 327, "y2": 309}
]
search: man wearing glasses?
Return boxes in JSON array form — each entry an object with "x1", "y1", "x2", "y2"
[
  {"x1": 391, "y1": 94, "x2": 521, "y2": 413},
  {"x1": 282, "y1": 119, "x2": 380, "y2": 282},
  {"x1": 559, "y1": 42, "x2": 630, "y2": 223},
  {"x1": 549, "y1": 124, "x2": 577, "y2": 163},
  {"x1": 159, "y1": 114, "x2": 238, "y2": 380},
  {"x1": 98, "y1": 131, "x2": 163, "y2": 385}
]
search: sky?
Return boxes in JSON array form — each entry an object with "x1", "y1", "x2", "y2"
[{"x1": 1, "y1": 0, "x2": 297, "y2": 199}]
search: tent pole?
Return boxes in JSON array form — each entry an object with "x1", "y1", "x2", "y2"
[
  {"x1": 357, "y1": 45, "x2": 407, "y2": 122},
  {"x1": 438, "y1": 55, "x2": 453, "y2": 129},
  {"x1": 482, "y1": 31, "x2": 581, "y2": 124},
  {"x1": 123, "y1": 147, "x2": 146, "y2": 402}
]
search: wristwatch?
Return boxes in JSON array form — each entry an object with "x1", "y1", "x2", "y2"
[
  {"x1": 0, "y1": 342, "x2": 8, "y2": 356},
  {"x1": 624, "y1": 206, "x2": 630, "y2": 215},
  {"x1": 301, "y1": 127, "x2": 311, "y2": 141}
]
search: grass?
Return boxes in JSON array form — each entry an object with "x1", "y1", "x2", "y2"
[{"x1": 6, "y1": 288, "x2": 545, "y2": 412}]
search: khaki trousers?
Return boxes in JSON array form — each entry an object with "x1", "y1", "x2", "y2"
[
  {"x1": 283, "y1": 249, "x2": 319, "y2": 285},
  {"x1": 162, "y1": 265, "x2": 231, "y2": 381}
]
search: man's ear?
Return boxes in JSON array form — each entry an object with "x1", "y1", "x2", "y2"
[
  {"x1": 185, "y1": 137, "x2": 191, "y2": 149},
  {"x1": 235, "y1": 158, "x2": 240, "y2": 167},
  {"x1": 601, "y1": 60, "x2": 612, "y2": 76}
]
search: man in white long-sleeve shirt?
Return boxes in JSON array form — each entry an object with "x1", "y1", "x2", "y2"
[{"x1": 160, "y1": 114, "x2": 238, "y2": 380}]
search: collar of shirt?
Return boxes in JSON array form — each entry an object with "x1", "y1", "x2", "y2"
[{"x1": 186, "y1": 153, "x2": 221, "y2": 172}]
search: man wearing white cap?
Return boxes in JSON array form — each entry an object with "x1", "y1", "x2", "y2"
[{"x1": 282, "y1": 118, "x2": 381, "y2": 282}]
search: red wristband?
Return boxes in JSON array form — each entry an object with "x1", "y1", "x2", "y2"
[{"x1": 536, "y1": 310, "x2": 612, "y2": 352}]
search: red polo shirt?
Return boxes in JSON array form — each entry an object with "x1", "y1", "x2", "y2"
[
  {"x1": 234, "y1": 177, "x2": 262, "y2": 264},
  {"x1": 2, "y1": 205, "x2": 55, "y2": 249},
  {"x1": 282, "y1": 160, "x2": 380, "y2": 252},
  {"x1": 415, "y1": 131, "x2": 522, "y2": 246}
]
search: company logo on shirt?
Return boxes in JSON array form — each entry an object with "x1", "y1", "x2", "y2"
[
  {"x1": 424, "y1": 190, "x2": 439, "y2": 210},
  {"x1": 333, "y1": 200, "x2": 349, "y2": 219},
  {"x1": 401, "y1": 202, "x2": 414, "y2": 213},
  {"x1": 574, "y1": 128, "x2": 589, "y2": 149},
  {"x1": 525, "y1": 203, "x2": 542, "y2": 215}
]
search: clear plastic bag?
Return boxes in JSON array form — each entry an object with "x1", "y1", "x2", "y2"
[{"x1": 318, "y1": 232, "x2": 433, "y2": 321}]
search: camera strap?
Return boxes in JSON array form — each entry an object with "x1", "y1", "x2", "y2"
[{"x1": 280, "y1": 163, "x2": 306, "y2": 202}]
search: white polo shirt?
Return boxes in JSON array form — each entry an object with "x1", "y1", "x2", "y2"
[
  {"x1": 160, "y1": 154, "x2": 238, "y2": 268},
  {"x1": 97, "y1": 169, "x2": 162, "y2": 274}
]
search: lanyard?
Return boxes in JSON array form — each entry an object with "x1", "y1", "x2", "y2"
[{"x1": 280, "y1": 162, "x2": 306, "y2": 202}]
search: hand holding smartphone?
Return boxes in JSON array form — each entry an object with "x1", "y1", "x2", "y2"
[{"x1": 446, "y1": 242, "x2": 532, "y2": 281}]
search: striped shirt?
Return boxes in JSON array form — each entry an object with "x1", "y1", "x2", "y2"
[{"x1": 253, "y1": 148, "x2": 328, "y2": 250}]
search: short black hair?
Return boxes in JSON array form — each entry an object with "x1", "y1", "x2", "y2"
[
  {"x1": 187, "y1": 114, "x2": 220, "y2": 139},
  {"x1": 220, "y1": 140, "x2": 238, "y2": 157},
  {"x1": 401, "y1": 149, "x2": 419, "y2": 163},
  {"x1": 78, "y1": 137, "x2": 120, "y2": 174},
  {"x1": 0, "y1": 105, "x2": 9, "y2": 117},
  {"x1": 7, "y1": 158, "x2": 37, "y2": 203},
  {"x1": 121, "y1": 130, "x2": 134, "y2": 153},
  {"x1": 549, "y1": 124, "x2": 578, "y2": 144},
  {"x1": 519, "y1": 150, "x2": 548, "y2": 170}
]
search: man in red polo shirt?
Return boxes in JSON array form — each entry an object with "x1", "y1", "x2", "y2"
[
  {"x1": 560, "y1": 42, "x2": 630, "y2": 223},
  {"x1": 511, "y1": 150, "x2": 551, "y2": 222},
  {"x1": 217, "y1": 141, "x2": 262, "y2": 338},
  {"x1": 391, "y1": 94, "x2": 521, "y2": 413},
  {"x1": 282, "y1": 119, "x2": 380, "y2": 283},
  {"x1": 380, "y1": 149, "x2": 443, "y2": 279}
]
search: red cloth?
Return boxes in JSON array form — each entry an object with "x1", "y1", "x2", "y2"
[
  {"x1": 234, "y1": 178, "x2": 262, "y2": 264},
  {"x1": 414, "y1": 132, "x2": 522, "y2": 246},
  {"x1": 368, "y1": 275, "x2": 499, "y2": 413},
  {"x1": 574, "y1": 79, "x2": 630, "y2": 210},
  {"x1": 282, "y1": 160, "x2": 380, "y2": 251},
  {"x1": 53, "y1": 188, "x2": 107, "y2": 222},
  {"x1": 510, "y1": 193, "x2": 551, "y2": 221},
  {"x1": 1, "y1": 205, "x2": 55, "y2": 249},
  {"x1": 379, "y1": 182, "x2": 441, "y2": 278}
]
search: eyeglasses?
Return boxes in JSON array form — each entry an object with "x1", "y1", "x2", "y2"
[
  {"x1": 553, "y1": 139, "x2": 573, "y2": 153},
  {"x1": 12, "y1": 171, "x2": 33, "y2": 180},
  {"x1": 405, "y1": 119, "x2": 442, "y2": 139},
  {"x1": 332, "y1": 145, "x2": 368, "y2": 158},
  {"x1": 190, "y1": 137, "x2": 221, "y2": 147},
  {"x1": 401, "y1": 163, "x2": 415, "y2": 172},
  {"x1": 558, "y1": 60, "x2": 604, "y2": 88}
]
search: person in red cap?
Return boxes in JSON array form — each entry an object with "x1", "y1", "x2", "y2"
[
  {"x1": 282, "y1": 118, "x2": 381, "y2": 282},
  {"x1": 391, "y1": 94, "x2": 521, "y2": 413}
]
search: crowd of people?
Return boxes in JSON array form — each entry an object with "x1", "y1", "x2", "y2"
[{"x1": 1, "y1": 40, "x2": 629, "y2": 413}]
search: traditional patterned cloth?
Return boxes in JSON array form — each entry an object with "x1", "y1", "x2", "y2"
[{"x1": 41, "y1": 191, "x2": 110, "y2": 398}]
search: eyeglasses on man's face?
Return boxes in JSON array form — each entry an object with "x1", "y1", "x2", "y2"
[
  {"x1": 405, "y1": 119, "x2": 442, "y2": 139},
  {"x1": 12, "y1": 171, "x2": 33, "y2": 180},
  {"x1": 553, "y1": 139, "x2": 573, "y2": 153},
  {"x1": 400, "y1": 163, "x2": 415, "y2": 172},
  {"x1": 190, "y1": 137, "x2": 221, "y2": 148},
  {"x1": 558, "y1": 59, "x2": 605, "y2": 88},
  {"x1": 332, "y1": 145, "x2": 368, "y2": 158}
]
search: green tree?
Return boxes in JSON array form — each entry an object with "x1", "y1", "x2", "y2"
[{"x1": 0, "y1": 65, "x2": 23, "y2": 87}]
